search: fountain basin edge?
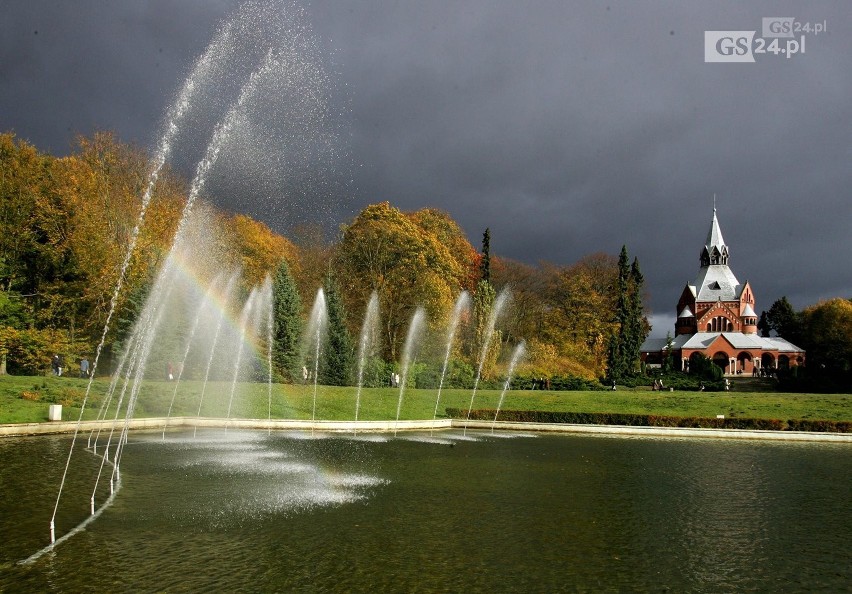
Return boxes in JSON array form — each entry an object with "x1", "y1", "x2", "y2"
[{"x1": 0, "y1": 417, "x2": 849, "y2": 442}]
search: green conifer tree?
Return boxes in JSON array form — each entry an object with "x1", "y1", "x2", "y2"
[
  {"x1": 626, "y1": 256, "x2": 647, "y2": 373},
  {"x1": 471, "y1": 278, "x2": 502, "y2": 379},
  {"x1": 320, "y1": 273, "x2": 354, "y2": 385},
  {"x1": 272, "y1": 259, "x2": 301, "y2": 382},
  {"x1": 606, "y1": 247, "x2": 648, "y2": 382},
  {"x1": 480, "y1": 228, "x2": 491, "y2": 283},
  {"x1": 606, "y1": 245, "x2": 631, "y2": 382}
]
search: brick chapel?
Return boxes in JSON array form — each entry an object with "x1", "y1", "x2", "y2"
[{"x1": 641, "y1": 208, "x2": 805, "y2": 375}]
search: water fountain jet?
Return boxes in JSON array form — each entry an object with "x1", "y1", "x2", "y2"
[
  {"x1": 353, "y1": 293, "x2": 379, "y2": 435},
  {"x1": 492, "y1": 341, "x2": 526, "y2": 433},
  {"x1": 464, "y1": 288, "x2": 510, "y2": 436},
  {"x1": 431, "y1": 291, "x2": 470, "y2": 435},
  {"x1": 393, "y1": 307, "x2": 426, "y2": 436}
]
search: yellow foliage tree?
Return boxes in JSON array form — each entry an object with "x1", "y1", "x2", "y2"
[
  {"x1": 335, "y1": 202, "x2": 472, "y2": 360},
  {"x1": 224, "y1": 214, "x2": 299, "y2": 292}
]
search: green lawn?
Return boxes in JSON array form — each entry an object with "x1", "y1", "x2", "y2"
[{"x1": 1, "y1": 374, "x2": 850, "y2": 425}]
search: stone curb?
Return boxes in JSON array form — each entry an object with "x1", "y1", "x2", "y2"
[{"x1": 1, "y1": 417, "x2": 849, "y2": 442}]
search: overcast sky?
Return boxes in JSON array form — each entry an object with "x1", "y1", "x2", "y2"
[{"x1": 2, "y1": 0, "x2": 850, "y2": 337}]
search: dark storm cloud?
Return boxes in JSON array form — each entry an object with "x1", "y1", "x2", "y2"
[{"x1": 2, "y1": 1, "x2": 850, "y2": 337}]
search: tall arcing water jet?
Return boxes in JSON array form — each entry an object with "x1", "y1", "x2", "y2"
[
  {"x1": 393, "y1": 307, "x2": 426, "y2": 436},
  {"x1": 464, "y1": 288, "x2": 510, "y2": 436},
  {"x1": 353, "y1": 293, "x2": 379, "y2": 435},
  {"x1": 431, "y1": 291, "x2": 470, "y2": 435}
]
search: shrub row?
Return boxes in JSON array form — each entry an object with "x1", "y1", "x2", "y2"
[
  {"x1": 786, "y1": 419, "x2": 852, "y2": 433},
  {"x1": 445, "y1": 408, "x2": 850, "y2": 433}
]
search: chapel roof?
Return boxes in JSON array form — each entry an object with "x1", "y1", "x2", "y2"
[
  {"x1": 641, "y1": 332, "x2": 805, "y2": 353},
  {"x1": 692, "y1": 209, "x2": 741, "y2": 302}
]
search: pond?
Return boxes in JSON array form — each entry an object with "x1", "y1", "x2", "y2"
[{"x1": 1, "y1": 430, "x2": 849, "y2": 592}]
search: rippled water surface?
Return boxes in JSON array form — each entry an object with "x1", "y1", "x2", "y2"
[{"x1": 1, "y1": 431, "x2": 849, "y2": 592}]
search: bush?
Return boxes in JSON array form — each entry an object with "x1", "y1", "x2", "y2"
[
  {"x1": 786, "y1": 419, "x2": 852, "y2": 433},
  {"x1": 445, "y1": 408, "x2": 847, "y2": 432},
  {"x1": 513, "y1": 374, "x2": 604, "y2": 391},
  {"x1": 444, "y1": 359, "x2": 476, "y2": 390},
  {"x1": 688, "y1": 353, "x2": 724, "y2": 382},
  {"x1": 411, "y1": 362, "x2": 440, "y2": 390},
  {"x1": 360, "y1": 357, "x2": 393, "y2": 388}
]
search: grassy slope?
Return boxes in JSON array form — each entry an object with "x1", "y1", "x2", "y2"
[{"x1": 1, "y1": 374, "x2": 850, "y2": 425}]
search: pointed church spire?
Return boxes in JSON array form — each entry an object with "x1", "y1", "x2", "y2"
[{"x1": 700, "y1": 203, "x2": 729, "y2": 267}]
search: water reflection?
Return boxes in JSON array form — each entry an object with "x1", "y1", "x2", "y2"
[{"x1": 0, "y1": 432, "x2": 849, "y2": 592}]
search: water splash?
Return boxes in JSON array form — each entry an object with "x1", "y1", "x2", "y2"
[
  {"x1": 263, "y1": 275, "x2": 274, "y2": 432},
  {"x1": 48, "y1": 18, "x2": 240, "y2": 544},
  {"x1": 163, "y1": 275, "x2": 225, "y2": 439},
  {"x1": 195, "y1": 274, "x2": 240, "y2": 435},
  {"x1": 226, "y1": 290, "x2": 259, "y2": 421},
  {"x1": 41, "y1": 0, "x2": 343, "y2": 557}
]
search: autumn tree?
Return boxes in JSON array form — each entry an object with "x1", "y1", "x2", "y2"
[
  {"x1": 55, "y1": 133, "x2": 189, "y2": 369},
  {"x1": 0, "y1": 133, "x2": 71, "y2": 327},
  {"x1": 491, "y1": 256, "x2": 546, "y2": 346},
  {"x1": 800, "y1": 298, "x2": 852, "y2": 378},
  {"x1": 407, "y1": 207, "x2": 479, "y2": 291},
  {"x1": 335, "y1": 202, "x2": 470, "y2": 360},
  {"x1": 290, "y1": 223, "x2": 334, "y2": 310},
  {"x1": 225, "y1": 214, "x2": 299, "y2": 292},
  {"x1": 540, "y1": 253, "x2": 618, "y2": 378}
]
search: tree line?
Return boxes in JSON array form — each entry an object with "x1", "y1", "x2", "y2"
[
  {"x1": 15, "y1": 132, "x2": 850, "y2": 392},
  {"x1": 759, "y1": 296, "x2": 852, "y2": 391}
]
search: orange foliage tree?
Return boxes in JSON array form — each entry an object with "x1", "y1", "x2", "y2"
[{"x1": 335, "y1": 202, "x2": 473, "y2": 360}]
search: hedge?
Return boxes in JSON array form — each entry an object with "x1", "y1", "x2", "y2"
[{"x1": 445, "y1": 408, "x2": 850, "y2": 433}]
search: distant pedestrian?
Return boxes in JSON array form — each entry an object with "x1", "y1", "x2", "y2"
[
  {"x1": 724, "y1": 378, "x2": 730, "y2": 391},
  {"x1": 167, "y1": 362, "x2": 174, "y2": 381},
  {"x1": 80, "y1": 357, "x2": 90, "y2": 378},
  {"x1": 52, "y1": 354, "x2": 60, "y2": 376}
]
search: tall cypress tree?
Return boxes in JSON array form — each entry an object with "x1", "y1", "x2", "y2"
[
  {"x1": 480, "y1": 227, "x2": 491, "y2": 283},
  {"x1": 320, "y1": 273, "x2": 354, "y2": 385},
  {"x1": 626, "y1": 256, "x2": 647, "y2": 373},
  {"x1": 272, "y1": 259, "x2": 301, "y2": 382}
]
